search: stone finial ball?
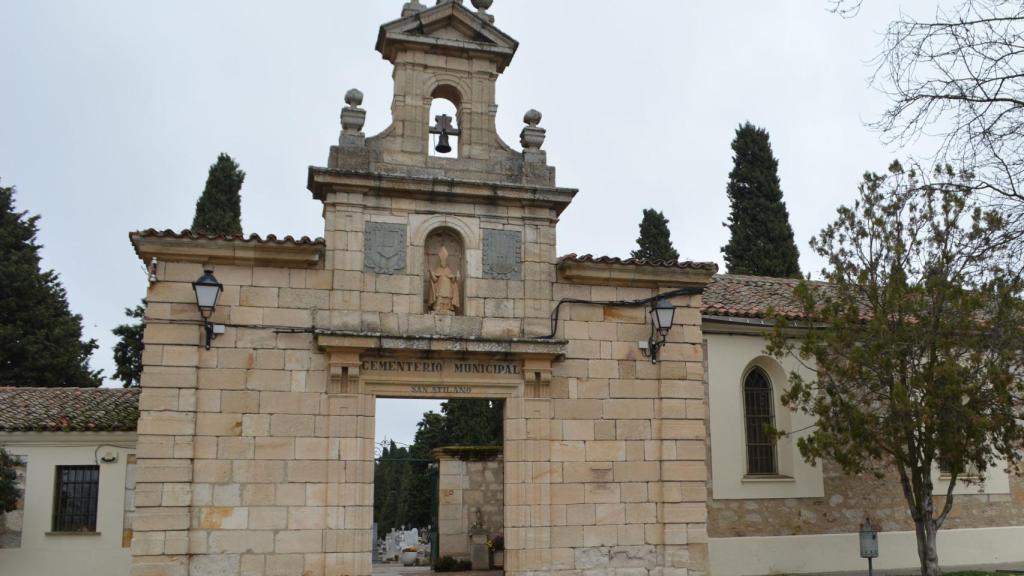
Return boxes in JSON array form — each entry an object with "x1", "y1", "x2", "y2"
[
  {"x1": 345, "y1": 88, "x2": 364, "y2": 107},
  {"x1": 471, "y1": 0, "x2": 494, "y2": 9},
  {"x1": 523, "y1": 109, "x2": 542, "y2": 126}
]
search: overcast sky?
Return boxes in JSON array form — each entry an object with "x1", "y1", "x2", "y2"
[{"x1": 0, "y1": 0, "x2": 940, "y2": 445}]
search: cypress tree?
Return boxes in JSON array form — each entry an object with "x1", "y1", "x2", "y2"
[
  {"x1": 112, "y1": 301, "x2": 145, "y2": 388},
  {"x1": 721, "y1": 123, "x2": 801, "y2": 277},
  {"x1": 0, "y1": 183, "x2": 101, "y2": 387},
  {"x1": 631, "y1": 209, "x2": 680, "y2": 262},
  {"x1": 441, "y1": 399, "x2": 503, "y2": 446},
  {"x1": 372, "y1": 400, "x2": 505, "y2": 536},
  {"x1": 191, "y1": 153, "x2": 245, "y2": 236}
]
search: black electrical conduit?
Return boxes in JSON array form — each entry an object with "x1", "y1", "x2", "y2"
[
  {"x1": 542, "y1": 286, "x2": 705, "y2": 340},
  {"x1": 148, "y1": 286, "x2": 706, "y2": 341}
]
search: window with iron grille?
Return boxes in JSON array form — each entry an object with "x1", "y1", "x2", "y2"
[
  {"x1": 52, "y1": 465, "x2": 100, "y2": 532},
  {"x1": 744, "y1": 368, "x2": 778, "y2": 475}
]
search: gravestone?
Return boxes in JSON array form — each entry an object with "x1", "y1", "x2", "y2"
[{"x1": 470, "y1": 529, "x2": 490, "y2": 570}]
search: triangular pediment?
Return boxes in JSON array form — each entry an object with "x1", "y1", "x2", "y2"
[{"x1": 376, "y1": 2, "x2": 519, "y2": 71}]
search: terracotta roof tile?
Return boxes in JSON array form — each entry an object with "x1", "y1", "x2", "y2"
[
  {"x1": 703, "y1": 274, "x2": 825, "y2": 320},
  {"x1": 0, "y1": 388, "x2": 140, "y2": 433},
  {"x1": 131, "y1": 229, "x2": 325, "y2": 246},
  {"x1": 558, "y1": 253, "x2": 719, "y2": 272}
]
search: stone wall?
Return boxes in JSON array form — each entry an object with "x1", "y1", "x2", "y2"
[
  {"x1": 130, "y1": 256, "x2": 713, "y2": 576},
  {"x1": 709, "y1": 461, "x2": 1024, "y2": 538},
  {"x1": 130, "y1": 260, "x2": 372, "y2": 576},
  {"x1": 435, "y1": 449, "x2": 503, "y2": 561},
  {"x1": 500, "y1": 279, "x2": 710, "y2": 576},
  {"x1": 315, "y1": 187, "x2": 558, "y2": 342}
]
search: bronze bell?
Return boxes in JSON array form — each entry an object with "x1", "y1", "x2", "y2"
[
  {"x1": 429, "y1": 113, "x2": 460, "y2": 155},
  {"x1": 435, "y1": 133, "x2": 452, "y2": 154}
]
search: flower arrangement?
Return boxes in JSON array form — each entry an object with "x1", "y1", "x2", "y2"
[{"x1": 486, "y1": 533, "x2": 504, "y2": 553}]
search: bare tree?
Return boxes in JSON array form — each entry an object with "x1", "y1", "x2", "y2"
[
  {"x1": 828, "y1": 0, "x2": 863, "y2": 18},
  {"x1": 872, "y1": 1, "x2": 1024, "y2": 204}
]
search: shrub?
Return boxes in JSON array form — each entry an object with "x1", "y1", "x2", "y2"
[{"x1": 433, "y1": 556, "x2": 472, "y2": 572}]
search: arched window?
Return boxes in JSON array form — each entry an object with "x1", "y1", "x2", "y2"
[{"x1": 743, "y1": 367, "x2": 778, "y2": 475}]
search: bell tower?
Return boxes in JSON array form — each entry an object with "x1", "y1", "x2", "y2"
[
  {"x1": 326, "y1": 0, "x2": 555, "y2": 185},
  {"x1": 309, "y1": 0, "x2": 576, "y2": 345}
]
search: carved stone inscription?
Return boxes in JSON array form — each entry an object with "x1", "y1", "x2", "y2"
[
  {"x1": 361, "y1": 358, "x2": 521, "y2": 379},
  {"x1": 482, "y1": 229, "x2": 522, "y2": 280},
  {"x1": 364, "y1": 222, "x2": 407, "y2": 274}
]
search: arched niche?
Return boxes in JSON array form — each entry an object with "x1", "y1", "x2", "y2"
[{"x1": 424, "y1": 227, "x2": 465, "y2": 315}]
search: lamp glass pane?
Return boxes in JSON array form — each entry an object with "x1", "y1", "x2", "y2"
[
  {"x1": 195, "y1": 283, "x2": 221, "y2": 309},
  {"x1": 652, "y1": 301, "x2": 675, "y2": 332}
]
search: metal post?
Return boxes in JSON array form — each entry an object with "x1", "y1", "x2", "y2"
[
  {"x1": 431, "y1": 463, "x2": 439, "y2": 567},
  {"x1": 868, "y1": 556, "x2": 873, "y2": 576}
]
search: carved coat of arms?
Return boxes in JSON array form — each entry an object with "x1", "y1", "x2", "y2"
[
  {"x1": 483, "y1": 229, "x2": 522, "y2": 280},
  {"x1": 364, "y1": 222, "x2": 407, "y2": 274}
]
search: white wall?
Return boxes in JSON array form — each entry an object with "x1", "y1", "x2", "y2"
[
  {"x1": 710, "y1": 526, "x2": 1024, "y2": 576},
  {"x1": 0, "y1": 432, "x2": 135, "y2": 576},
  {"x1": 706, "y1": 331, "x2": 824, "y2": 499},
  {"x1": 705, "y1": 328, "x2": 1011, "y2": 500}
]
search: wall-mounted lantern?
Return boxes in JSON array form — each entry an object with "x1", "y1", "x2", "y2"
[
  {"x1": 859, "y1": 517, "x2": 880, "y2": 576},
  {"x1": 639, "y1": 297, "x2": 676, "y2": 364},
  {"x1": 192, "y1": 269, "x2": 224, "y2": 350}
]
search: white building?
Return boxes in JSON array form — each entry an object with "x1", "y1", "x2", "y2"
[{"x1": 0, "y1": 387, "x2": 138, "y2": 576}]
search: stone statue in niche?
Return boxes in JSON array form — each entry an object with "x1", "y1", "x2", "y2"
[
  {"x1": 429, "y1": 246, "x2": 461, "y2": 315},
  {"x1": 425, "y1": 229, "x2": 464, "y2": 315}
]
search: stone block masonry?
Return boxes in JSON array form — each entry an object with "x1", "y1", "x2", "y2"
[
  {"x1": 133, "y1": 262, "x2": 379, "y2": 576},
  {"x1": 131, "y1": 258, "x2": 714, "y2": 576},
  {"x1": 128, "y1": 2, "x2": 718, "y2": 576},
  {"x1": 499, "y1": 284, "x2": 710, "y2": 576},
  {"x1": 709, "y1": 461, "x2": 1024, "y2": 538},
  {"x1": 435, "y1": 449, "x2": 504, "y2": 561}
]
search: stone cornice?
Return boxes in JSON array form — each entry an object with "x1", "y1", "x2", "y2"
[
  {"x1": 131, "y1": 233, "x2": 325, "y2": 269},
  {"x1": 701, "y1": 315, "x2": 826, "y2": 336},
  {"x1": 432, "y1": 446, "x2": 503, "y2": 462},
  {"x1": 557, "y1": 259, "x2": 717, "y2": 289},
  {"x1": 0, "y1": 430, "x2": 137, "y2": 447},
  {"x1": 315, "y1": 331, "x2": 566, "y2": 357},
  {"x1": 316, "y1": 331, "x2": 565, "y2": 397},
  {"x1": 376, "y1": 1, "x2": 519, "y2": 72},
  {"x1": 307, "y1": 168, "x2": 577, "y2": 216}
]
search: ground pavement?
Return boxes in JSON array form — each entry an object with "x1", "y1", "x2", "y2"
[{"x1": 372, "y1": 564, "x2": 503, "y2": 576}]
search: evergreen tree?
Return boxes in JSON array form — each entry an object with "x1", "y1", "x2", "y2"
[
  {"x1": 191, "y1": 153, "x2": 245, "y2": 236},
  {"x1": 631, "y1": 209, "x2": 679, "y2": 262},
  {"x1": 372, "y1": 400, "x2": 505, "y2": 537},
  {"x1": 0, "y1": 183, "x2": 101, "y2": 387},
  {"x1": 721, "y1": 123, "x2": 801, "y2": 277},
  {"x1": 0, "y1": 448, "x2": 19, "y2": 514},
  {"x1": 441, "y1": 399, "x2": 503, "y2": 446},
  {"x1": 112, "y1": 301, "x2": 145, "y2": 388}
]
